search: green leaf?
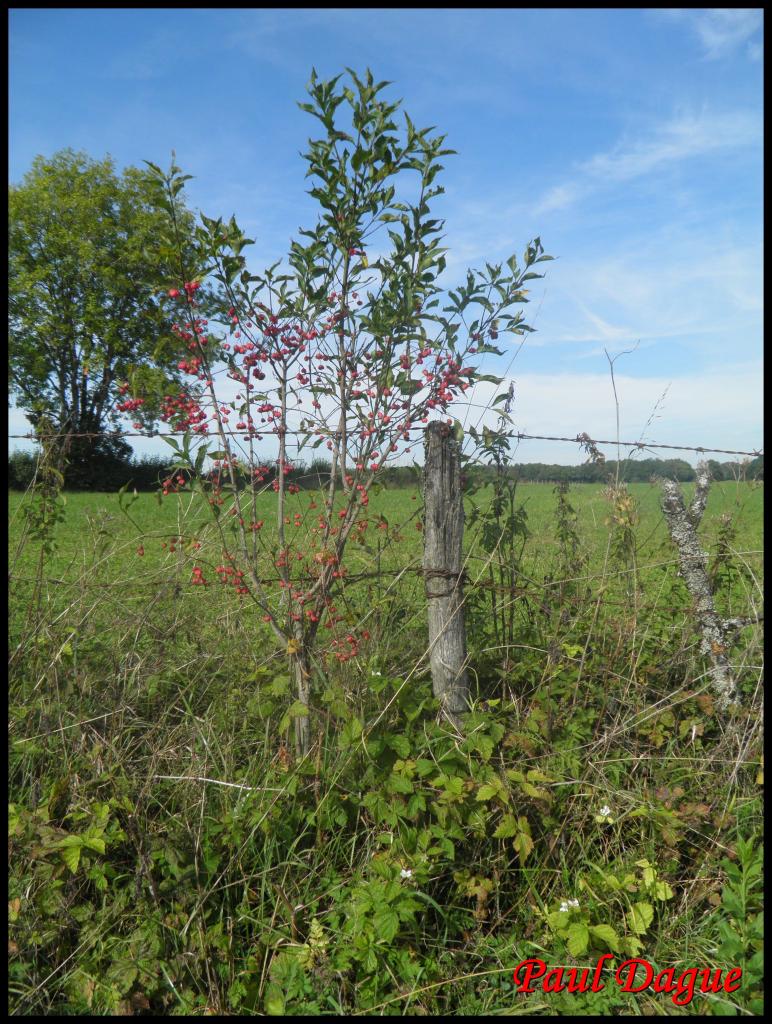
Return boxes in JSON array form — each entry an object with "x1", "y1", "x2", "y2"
[
  {"x1": 566, "y1": 922, "x2": 589, "y2": 957},
  {"x1": 514, "y1": 817, "x2": 534, "y2": 863},
  {"x1": 8, "y1": 804, "x2": 21, "y2": 837},
  {"x1": 81, "y1": 836, "x2": 106, "y2": 855},
  {"x1": 194, "y1": 443, "x2": 210, "y2": 475},
  {"x1": 338, "y1": 716, "x2": 363, "y2": 750},
  {"x1": 640, "y1": 864, "x2": 656, "y2": 888},
  {"x1": 387, "y1": 734, "x2": 411, "y2": 758},
  {"x1": 387, "y1": 773, "x2": 414, "y2": 795},
  {"x1": 407, "y1": 793, "x2": 426, "y2": 817},
  {"x1": 57, "y1": 836, "x2": 83, "y2": 874},
  {"x1": 589, "y1": 924, "x2": 621, "y2": 952},
  {"x1": 493, "y1": 814, "x2": 518, "y2": 839},
  {"x1": 441, "y1": 775, "x2": 465, "y2": 801},
  {"x1": 106, "y1": 959, "x2": 138, "y2": 995},
  {"x1": 373, "y1": 906, "x2": 400, "y2": 942},
  {"x1": 278, "y1": 700, "x2": 309, "y2": 736},
  {"x1": 47, "y1": 775, "x2": 71, "y2": 822},
  {"x1": 653, "y1": 880, "x2": 674, "y2": 901},
  {"x1": 264, "y1": 983, "x2": 285, "y2": 1015},
  {"x1": 476, "y1": 783, "x2": 500, "y2": 802},
  {"x1": 627, "y1": 901, "x2": 654, "y2": 935},
  {"x1": 547, "y1": 910, "x2": 570, "y2": 931},
  {"x1": 521, "y1": 781, "x2": 550, "y2": 801},
  {"x1": 623, "y1": 935, "x2": 645, "y2": 957}
]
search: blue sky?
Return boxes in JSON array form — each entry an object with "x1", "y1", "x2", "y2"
[{"x1": 9, "y1": 8, "x2": 763, "y2": 464}]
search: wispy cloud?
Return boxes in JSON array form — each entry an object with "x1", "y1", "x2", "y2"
[
  {"x1": 532, "y1": 107, "x2": 760, "y2": 215},
  {"x1": 573, "y1": 306, "x2": 635, "y2": 344},
  {"x1": 533, "y1": 183, "x2": 582, "y2": 216},
  {"x1": 536, "y1": 227, "x2": 762, "y2": 369},
  {"x1": 667, "y1": 9, "x2": 764, "y2": 61},
  {"x1": 580, "y1": 110, "x2": 760, "y2": 182},
  {"x1": 747, "y1": 39, "x2": 763, "y2": 62}
]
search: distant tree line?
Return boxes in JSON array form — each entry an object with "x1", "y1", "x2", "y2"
[
  {"x1": 8, "y1": 450, "x2": 174, "y2": 492},
  {"x1": 8, "y1": 450, "x2": 762, "y2": 492},
  {"x1": 463, "y1": 455, "x2": 763, "y2": 485}
]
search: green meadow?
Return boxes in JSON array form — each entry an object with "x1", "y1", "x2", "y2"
[
  {"x1": 8, "y1": 479, "x2": 764, "y2": 1015},
  {"x1": 8, "y1": 478, "x2": 763, "y2": 586}
]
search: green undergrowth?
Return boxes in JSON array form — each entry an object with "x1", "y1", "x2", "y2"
[{"x1": 8, "y1": 483, "x2": 764, "y2": 1015}]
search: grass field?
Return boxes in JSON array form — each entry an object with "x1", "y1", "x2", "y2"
[
  {"x1": 8, "y1": 478, "x2": 763, "y2": 602},
  {"x1": 8, "y1": 479, "x2": 764, "y2": 1015}
]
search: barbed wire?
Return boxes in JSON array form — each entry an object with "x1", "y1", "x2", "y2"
[
  {"x1": 511, "y1": 433, "x2": 762, "y2": 459},
  {"x1": 6, "y1": 428, "x2": 764, "y2": 459}
]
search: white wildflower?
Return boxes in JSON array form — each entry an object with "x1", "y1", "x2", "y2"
[
  {"x1": 595, "y1": 804, "x2": 615, "y2": 824},
  {"x1": 400, "y1": 868, "x2": 413, "y2": 879}
]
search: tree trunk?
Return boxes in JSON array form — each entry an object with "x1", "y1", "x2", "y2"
[{"x1": 423, "y1": 422, "x2": 470, "y2": 727}]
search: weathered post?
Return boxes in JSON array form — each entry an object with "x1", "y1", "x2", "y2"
[{"x1": 423, "y1": 422, "x2": 470, "y2": 726}]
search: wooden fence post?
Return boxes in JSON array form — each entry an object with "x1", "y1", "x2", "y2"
[{"x1": 423, "y1": 422, "x2": 470, "y2": 726}]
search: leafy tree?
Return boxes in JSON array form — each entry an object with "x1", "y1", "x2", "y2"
[{"x1": 9, "y1": 149, "x2": 197, "y2": 485}]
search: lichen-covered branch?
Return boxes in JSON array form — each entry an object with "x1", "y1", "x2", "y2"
[
  {"x1": 687, "y1": 460, "x2": 711, "y2": 528},
  {"x1": 660, "y1": 461, "x2": 735, "y2": 709}
]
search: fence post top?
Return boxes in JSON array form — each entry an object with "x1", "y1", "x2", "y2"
[{"x1": 426, "y1": 421, "x2": 452, "y2": 438}]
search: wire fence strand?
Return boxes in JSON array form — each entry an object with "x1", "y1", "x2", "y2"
[{"x1": 6, "y1": 428, "x2": 764, "y2": 458}]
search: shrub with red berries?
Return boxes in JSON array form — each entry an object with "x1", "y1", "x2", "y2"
[{"x1": 121, "y1": 70, "x2": 549, "y2": 753}]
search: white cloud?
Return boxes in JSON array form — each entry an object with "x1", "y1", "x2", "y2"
[
  {"x1": 747, "y1": 39, "x2": 763, "y2": 61},
  {"x1": 579, "y1": 109, "x2": 760, "y2": 183},
  {"x1": 575, "y1": 306, "x2": 635, "y2": 344},
  {"x1": 527, "y1": 222, "x2": 763, "y2": 366},
  {"x1": 10, "y1": 359, "x2": 762, "y2": 467},
  {"x1": 530, "y1": 108, "x2": 761, "y2": 216},
  {"x1": 533, "y1": 183, "x2": 583, "y2": 216},
  {"x1": 690, "y1": 9, "x2": 763, "y2": 60},
  {"x1": 461, "y1": 363, "x2": 763, "y2": 464},
  {"x1": 656, "y1": 9, "x2": 764, "y2": 60}
]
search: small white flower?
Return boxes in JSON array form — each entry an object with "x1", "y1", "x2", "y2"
[
  {"x1": 595, "y1": 804, "x2": 615, "y2": 823},
  {"x1": 569, "y1": 898, "x2": 579, "y2": 908},
  {"x1": 559, "y1": 898, "x2": 579, "y2": 912},
  {"x1": 400, "y1": 868, "x2": 413, "y2": 879},
  {"x1": 371, "y1": 670, "x2": 382, "y2": 677},
  {"x1": 559, "y1": 901, "x2": 569, "y2": 912}
]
